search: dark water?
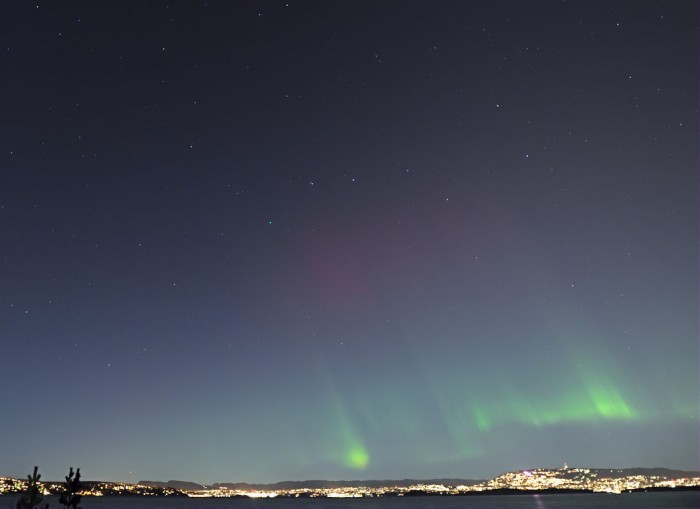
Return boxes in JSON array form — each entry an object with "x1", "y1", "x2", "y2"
[{"x1": 4, "y1": 492, "x2": 700, "y2": 509}]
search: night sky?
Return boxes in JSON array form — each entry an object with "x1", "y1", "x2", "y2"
[{"x1": 1, "y1": 1, "x2": 697, "y2": 484}]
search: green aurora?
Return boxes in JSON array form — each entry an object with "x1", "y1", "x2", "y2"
[{"x1": 313, "y1": 346, "x2": 694, "y2": 471}]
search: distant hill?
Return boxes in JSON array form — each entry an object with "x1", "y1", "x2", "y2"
[
  {"x1": 583, "y1": 467, "x2": 700, "y2": 479},
  {"x1": 139, "y1": 478, "x2": 484, "y2": 491},
  {"x1": 215, "y1": 478, "x2": 484, "y2": 490},
  {"x1": 138, "y1": 468, "x2": 700, "y2": 491},
  {"x1": 139, "y1": 480, "x2": 207, "y2": 491}
]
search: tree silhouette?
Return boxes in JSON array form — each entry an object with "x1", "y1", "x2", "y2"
[
  {"x1": 16, "y1": 466, "x2": 49, "y2": 509},
  {"x1": 58, "y1": 467, "x2": 82, "y2": 509}
]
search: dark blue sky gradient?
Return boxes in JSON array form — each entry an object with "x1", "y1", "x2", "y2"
[{"x1": 1, "y1": 1, "x2": 697, "y2": 483}]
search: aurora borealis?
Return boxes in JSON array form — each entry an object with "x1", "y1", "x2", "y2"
[{"x1": 1, "y1": 1, "x2": 697, "y2": 484}]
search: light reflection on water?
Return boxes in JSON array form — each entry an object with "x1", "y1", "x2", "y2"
[
  {"x1": 533, "y1": 493, "x2": 547, "y2": 509},
  {"x1": 2, "y1": 492, "x2": 700, "y2": 509}
]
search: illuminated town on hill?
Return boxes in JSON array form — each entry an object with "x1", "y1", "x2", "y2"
[{"x1": 2, "y1": 467, "x2": 699, "y2": 498}]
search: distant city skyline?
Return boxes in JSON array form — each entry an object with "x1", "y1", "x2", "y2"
[
  {"x1": 1, "y1": 1, "x2": 697, "y2": 483},
  {"x1": 3, "y1": 465, "x2": 700, "y2": 497}
]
